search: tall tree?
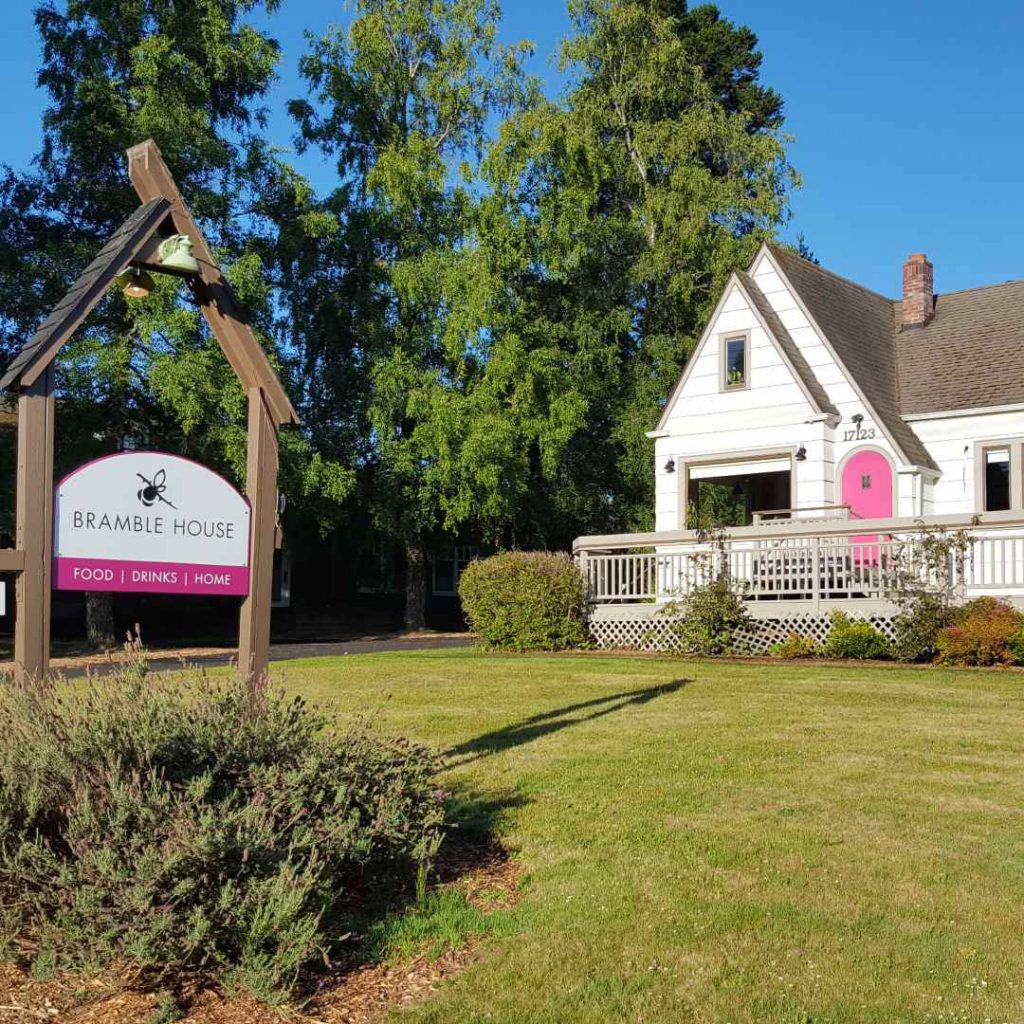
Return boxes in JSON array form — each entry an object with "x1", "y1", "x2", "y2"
[
  {"x1": 485, "y1": 0, "x2": 796, "y2": 535},
  {"x1": 292, "y1": 0, "x2": 531, "y2": 628},
  {"x1": 0, "y1": 0, "x2": 350, "y2": 645}
]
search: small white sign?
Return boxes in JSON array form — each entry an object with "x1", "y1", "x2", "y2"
[{"x1": 54, "y1": 452, "x2": 251, "y2": 595}]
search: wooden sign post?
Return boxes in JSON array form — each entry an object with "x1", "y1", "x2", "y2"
[{"x1": 0, "y1": 140, "x2": 297, "y2": 685}]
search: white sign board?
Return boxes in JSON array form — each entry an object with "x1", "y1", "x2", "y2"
[{"x1": 54, "y1": 451, "x2": 250, "y2": 595}]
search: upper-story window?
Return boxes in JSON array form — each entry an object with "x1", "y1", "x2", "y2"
[{"x1": 722, "y1": 334, "x2": 748, "y2": 390}]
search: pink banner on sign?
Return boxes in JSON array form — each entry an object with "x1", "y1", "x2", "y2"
[{"x1": 54, "y1": 557, "x2": 249, "y2": 596}]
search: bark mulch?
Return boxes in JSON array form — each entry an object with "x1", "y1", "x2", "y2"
[{"x1": 0, "y1": 846, "x2": 519, "y2": 1024}]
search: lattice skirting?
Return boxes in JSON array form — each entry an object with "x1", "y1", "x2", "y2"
[{"x1": 588, "y1": 607, "x2": 898, "y2": 654}]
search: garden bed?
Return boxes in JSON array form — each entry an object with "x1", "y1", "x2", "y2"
[{"x1": 0, "y1": 841, "x2": 520, "y2": 1023}]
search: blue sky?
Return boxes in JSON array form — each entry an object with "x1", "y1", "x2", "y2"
[{"x1": 2, "y1": 0, "x2": 1022, "y2": 297}]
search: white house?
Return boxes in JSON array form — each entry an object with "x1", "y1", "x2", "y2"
[{"x1": 574, "y1": 244, "x2": 1024, "y2": 650}]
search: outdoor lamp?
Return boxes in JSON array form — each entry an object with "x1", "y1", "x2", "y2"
[
  {"x1": 664, "y1": 458, "x2": 675, "y2": 474},
  {"x1": 795, "y1": 445, "x2": 807, "y2": 462},
  {"x1": 115, "y1": 268, "x2": 155, "y2": 299},
  {"x1": 158, "y1": 234, "x2": 201, "y2": 274}
]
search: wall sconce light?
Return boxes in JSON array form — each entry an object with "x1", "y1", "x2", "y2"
[
  {"x1": 795, "y1": 445, "x2": 807, "y2": 462},
  {"x1": 664, "y1": 458, "x2": 675, "y2": 474}
]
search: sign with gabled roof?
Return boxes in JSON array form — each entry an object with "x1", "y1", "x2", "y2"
[{"x1": 0, "y1": 139, "x2": 296, "y2": 684}]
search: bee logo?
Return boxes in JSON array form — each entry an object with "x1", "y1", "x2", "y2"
[{"x1": 136, "y1": 468, "x2": 177, "y2": 509}]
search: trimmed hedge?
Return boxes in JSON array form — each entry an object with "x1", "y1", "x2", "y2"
[
  {"x1": 822, "y1": 611, "x2": 891, "y2": 660},
  {"x1": 458, "y1": 551, "x2": 589, "y2": 651},
  {"x1": 0, "y1": 667, "x2": 445, "y2": 1001}
]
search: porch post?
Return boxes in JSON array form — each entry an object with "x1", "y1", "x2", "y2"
[
  {"x1": 811, "y1": 535, "x2": 822, "y2": 611},
  {"x1": 14, "y1": 366, "x2": 55, "y2": 684},
  {"x1": 238, "y1": 386, "x2": 278, "y2": 680}
]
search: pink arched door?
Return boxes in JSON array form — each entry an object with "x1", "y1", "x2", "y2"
[{"x1": 841, "y1": 449, "x2": 893, "y2": 564}]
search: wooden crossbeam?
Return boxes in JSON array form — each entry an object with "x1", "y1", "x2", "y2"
[{"x1": 126, "y1": 141, "x2": 298, "y2": 427}]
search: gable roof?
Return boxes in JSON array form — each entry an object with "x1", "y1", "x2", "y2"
[
  {"x1": 2, "y1": 140, "x2": 297, "y2": 426},
  {"x1": 652, "y1": 270, "x2": 836, "y2": 432},
  {"x1": 896, "y1": 279, "x2": 1024, "y2": 415},
  {"x1": 0, "y1": 197, "x2": 171, "y2": 390},
  {"x1": 734, "y1": 270, "x2": 838, "y2": 420},
  {"x1": 765, "y1": 244, "x2": 938, "y2": 470}
]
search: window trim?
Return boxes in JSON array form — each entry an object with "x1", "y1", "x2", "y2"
[
  {"x1": 720, "y1": 331, "x2": 750, "y2": 392},
  {"x1": 974, "y1": 439, "x2": 1024, "y2": 512}
]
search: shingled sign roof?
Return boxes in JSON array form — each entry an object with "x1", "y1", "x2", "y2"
[{"x1": 0, "y1": 197, "x2": 171, "y2": 390}]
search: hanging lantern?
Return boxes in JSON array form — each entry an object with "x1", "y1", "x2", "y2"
[
  {"x1": 158, "y1": 234, "x2": 200, "y2": 274},
  {"x1": 115, "y1": 268, "x2": 155, "y2": 299}
]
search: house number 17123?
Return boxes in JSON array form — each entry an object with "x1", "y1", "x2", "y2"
[{"x1": 842, "y1": 424, "x2": 876, "y2": 442}]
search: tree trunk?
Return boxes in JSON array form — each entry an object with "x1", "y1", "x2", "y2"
[
  {"x1": 85, "y1": 590, "x2": 116, "y2": 650},
  {"x1": 404, "y1": 542, "x2": 427, "y2": 632}
]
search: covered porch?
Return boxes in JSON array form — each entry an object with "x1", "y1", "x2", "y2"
[{"x1": 574, "y1": 510, "x2": 1024, "y2": 613}]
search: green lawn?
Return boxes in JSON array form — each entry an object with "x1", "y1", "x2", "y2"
[{"x1": 279, "y1": 650, "x2": 1024, "y2": 1023}]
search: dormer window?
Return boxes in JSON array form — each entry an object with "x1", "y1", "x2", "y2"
[{"x1": 722, "y1": 333, "x2": 749, "y2": 390}]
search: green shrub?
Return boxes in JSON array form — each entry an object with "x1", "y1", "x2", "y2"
[
  {"x1": 1009, "y1": 628, "x2": 1024, "y2": 666},
  {"x1": 935, "y1": 597, "x2": 1023, "y2": 667},
  {"x1": 0, "y1": 668, "x2": 445, "y2": 1001},
  {"x1": 458, "y1": 551, "x2": 589, "y2": 651},
  {"x1": 770, "y1": 633, "x2": 819, "y2": 660},
  {"x1": 887, "y1": 521, "x2": 976, "y2": 662},
  {"x1": 671, "y1": 571, "x2": 752, "y2": 656},
  {"x1": 822, "y1": 611, "x2": 891, "y2": 660},
  {"x1": 891, "y1": 590, "x2": 955, "y2": 663}
]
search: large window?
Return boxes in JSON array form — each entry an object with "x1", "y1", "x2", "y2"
[
  {"x1": 722, "y1": 333, "x2": 749, "y2": 390},
  {"x1": 984, "y1": 448, "x2": 1011, "y2": 511},
  {"x1": 687, "y1": 469, "x2": 790, "y2": 528}
]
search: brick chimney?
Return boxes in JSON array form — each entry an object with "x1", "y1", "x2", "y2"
[{"x1": 901, "y1": 253, "x2": 934, "y2": 329}]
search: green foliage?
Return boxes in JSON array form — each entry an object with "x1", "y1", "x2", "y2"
[
  {"x1": 0, "y1": 667, "x2": 445, "y2": 1000},
  {"x1": 888, "y1": 521, "x2": 976, "y2": 662},
  {"x1": 482, "y1": 0, "x2": 796, "y2": 534},
  {"x1": 822, "y1": 612, "x2": 891, "y2": 661},
  {"x1": 891, "y1": 590, "x2": 955, "y2": 664},
  {"x1": 0, "y1": 0, "x2": 352, "y2": 546},
  {"x1": 770, "y1": 633, "x2": 819, "y2": 660},
  {"x1": 458, "y1": 551, "x2": 589, "y2": 651},
  {"x1": 935, "y1": 598, "x2": 1024, "y2": 667},
  {"x1": 670, "y1": 570, "x2": 752, "y2": 656},
  {"x1": 1008, "y1": 628, "x2": 1024, "y2": 666}
]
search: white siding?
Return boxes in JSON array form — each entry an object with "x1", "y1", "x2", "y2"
[
  {"x1": 654, "y1": 282, "x2": 818, "y2": 530},
  {"x1": 911, "y1": 410, "x2": 1024, "y2": 515},
  {"x1": 653, "y1": 247, "x2": 1024, "y2": 529},
  {"x1": 752, "y1": 251, "x2": 914, "y2": 514}
]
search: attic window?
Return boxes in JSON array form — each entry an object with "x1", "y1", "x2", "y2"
[{"x1": 722, "y1": 334, "x2": 748, "y2": 390}]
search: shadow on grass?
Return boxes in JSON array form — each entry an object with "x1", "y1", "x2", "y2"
[
  {"x1": 443, "y1": 679, "x2": 688, "y2": 767},
  {"x1": 322, "y1": 784, "x2": 530, "y2": 967}
]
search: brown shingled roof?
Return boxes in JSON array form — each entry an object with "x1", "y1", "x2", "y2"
[
  {"x1": 767, "y1": 245, "x2": 939, "y2": 470},
  {"x1": 0, "y1": 197, "x2": 171, "y2": 390},
  {"x1": 896, "y1": 279, "x2": 1024, "y2": 415},
  {"x1": 734, "y1": 270, "x2": 838, "y2": 419}
]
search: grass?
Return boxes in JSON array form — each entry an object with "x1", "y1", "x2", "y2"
[{"x1": 272, "y1": 651, "x2": 1024, "y2": 1023}]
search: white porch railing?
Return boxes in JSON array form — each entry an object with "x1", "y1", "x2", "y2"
[{"x1": 574, "y1": 511, "x2": 1024, "y2": 609}]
